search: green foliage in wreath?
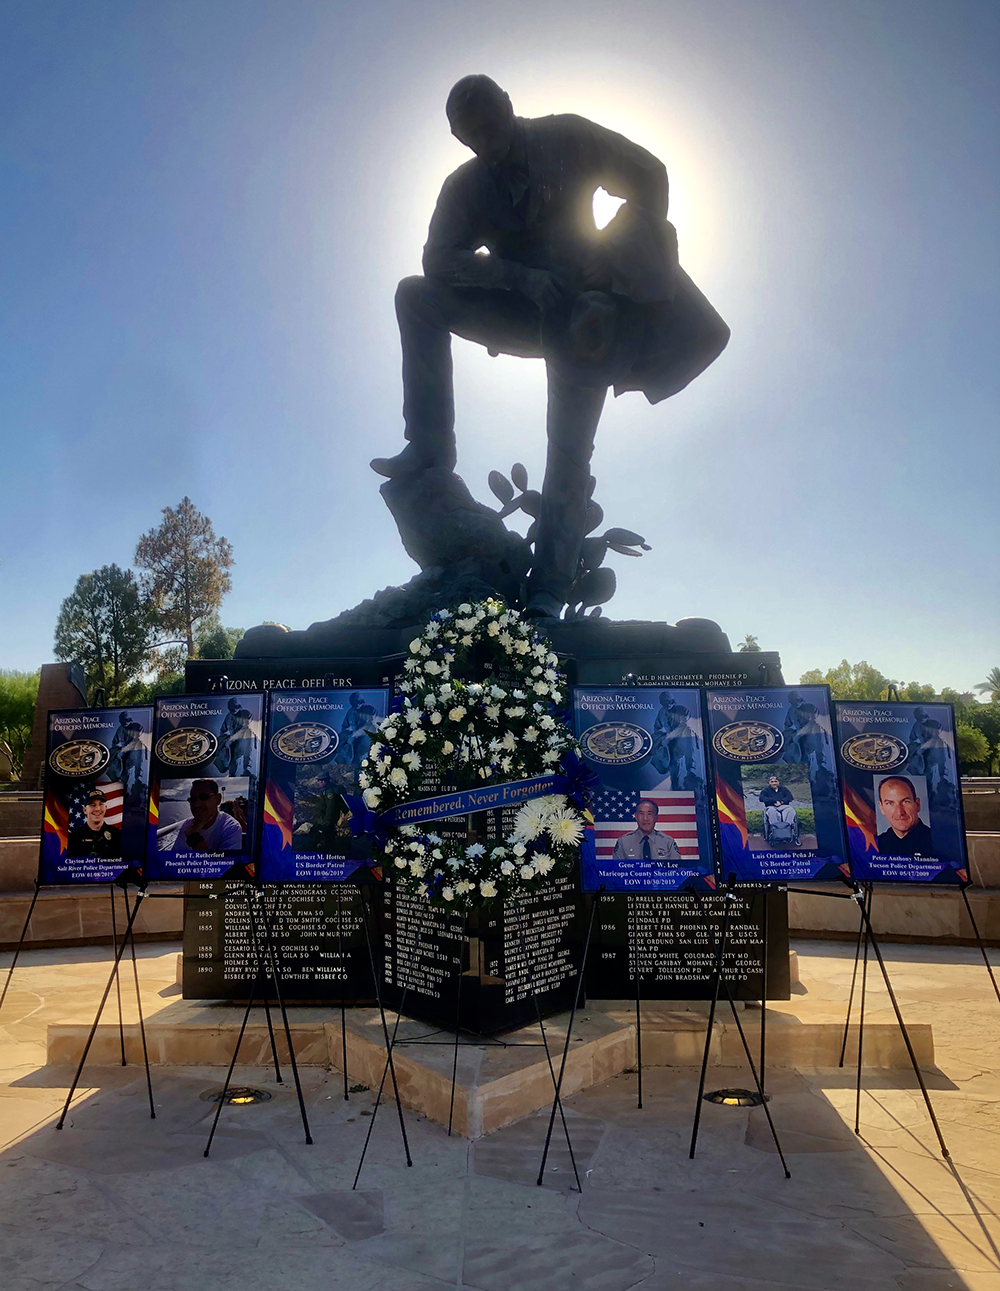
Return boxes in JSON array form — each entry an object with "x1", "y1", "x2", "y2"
[{"x1": 358, "y1": 599, "x2": 585, "y2": 910}]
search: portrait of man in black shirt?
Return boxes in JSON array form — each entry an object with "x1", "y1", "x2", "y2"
[
  {"x1": 876, "y1": 775, "x2": 934, "y2": 855},
  {"x1": 67, "y1": 789, "x2": 122, "y2": 859}
]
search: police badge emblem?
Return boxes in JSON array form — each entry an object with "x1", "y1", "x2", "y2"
[
  {"x1": 712, "y1": 721, "x2": 784, "y2": 762},
  {"x1": 841, "y1": 733, "x2": 908, "y2": 772},
  {"x1": 155, "y1": 727, "x2": 219, "y2": 767},
  {"x1": 49, "y1": 739, "x2": 111, "y2": 778},
  {"x1": 269, "y1": 722, "x2": 339, "y2": 764},
  {"x1": 581, "y1": 721, "x2": 654, "y2": 766}
]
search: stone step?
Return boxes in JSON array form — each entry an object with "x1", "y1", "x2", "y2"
[
  {"x1": 789, "y1": 881, "x2": 1000, "y2": 945},
  {"x1": 0, "y1": 885, "x2": 183, "y2": 950},
  {"x1": 45, "y1": 1002, "x2": 933, "y2": 1138}
]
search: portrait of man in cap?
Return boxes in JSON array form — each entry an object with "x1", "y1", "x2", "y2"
[{"x1": 67, "y1": 788, "x2": 122, "y2": 859}]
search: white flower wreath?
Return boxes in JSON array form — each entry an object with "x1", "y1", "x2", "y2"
[{"x1": 357, "y1": 598, "x2": 586, "y2": 910}]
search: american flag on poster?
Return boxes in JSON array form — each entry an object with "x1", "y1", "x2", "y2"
[
  {"x1": 593, "y1": 787, "x2": 700, "y2": 861},
  {"x1": 67, "y1": 782, "x2": 124, "y2": 830}
]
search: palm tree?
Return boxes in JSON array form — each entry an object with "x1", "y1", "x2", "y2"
[
  {"x1": 975, "y1": 667, "x2": 1000, "y2": 703},
  {"x1": 737, "y1": 634, "x2": 761, "y2": 653}
]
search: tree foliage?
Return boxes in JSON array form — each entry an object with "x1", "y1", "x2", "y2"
[
  {"x1": 135, "y1": 497, "x2": 233, "y2": 657},
  {"x1": 975, "y1": 667, "x2": 1000, "y2": 704},
  {"x1": 956, "y1": 722, "x2": 991, "y2": 772},
  {"x1": 53, "y1": 564, "x2": 156, "y2": 704},
  {"x1": 737, "y1": 634, "x2": 761, "y2": 653},
  {"x1": 0, "y1": 670, "x2": 40, "y2": 779},
  {"x1": 799, "y1": 660, "x2": 892, "y2": 700}
]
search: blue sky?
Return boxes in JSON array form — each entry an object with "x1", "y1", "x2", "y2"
[{"x1": 1, "y1": 0, "x2": 997, "y2": 691}]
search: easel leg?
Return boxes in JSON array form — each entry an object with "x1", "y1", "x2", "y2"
[
  {"x1": 56, "y1": 893, "x2": 146, "y2": 1130},
  {"x1": 719, "y1": 968, "x2": 790, "y2": 1178},
  {"x1": 110, "y1": 886, "x2": 126, "y2": 1066},
  {"x1": 759, "y1": 892, "x2": 768, "y2": 1098},
  {"x1": 448, "y1": 952, "x2": 464, "y2": 1137},
  {"x1": 354, "y1": 883, "x2": 411, "y2": 1183},
  {"x1": 839, "y1": 896, "x2": 866, "y2": 1068},
  {"x1": 635, "y1": 969, "x2": 643, "y2": 1111},
  {"x1": 961, "y1": 887, "x2": 1000, "y2": 1008},
  {"x1": 0, "y1": 883, "x2": 41, "y2": 1015},
  {"x1": 257, "y1": 887, "x2": 312, "y2": 1145},
  {"x1": 689, "y1": 892, "x2": 731, "y2": 1160},
  {"x1": 855, "y1": 886, "x2": 871, "y2": 1135},
  {"x1": 536, "y1": 891, "x2": 598, "y2": 1188},
  {"x1": 122, "y1": 886, "x2": 155, "y2": 1119},
  {"x1": 204, "y1": 956, "x2": 265, "y2": 1157},
  {"x1": 338, "y1": 887, "x2": 348, "y2": 1101},
  {"x1": 856, "y1": 890, "x2": 950, "y2": 1159},
  {"x1": 247, "y1": 890, "x2": 282, "y2": 1084},
  {"x1": 513, "y1": 904, "x2": 581, "y2": 1187}
]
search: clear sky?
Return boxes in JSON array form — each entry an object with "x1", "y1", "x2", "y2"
[{"x1": 1, "y1": 0, "x2": 997, "y2": 691}]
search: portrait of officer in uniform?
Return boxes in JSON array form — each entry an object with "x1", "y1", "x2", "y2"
[
  {"x1": 875, "y1": 776, "x2": 934, "y2": 855},
  {"x1": 612, "y1": 799, "x2": 681, "y2": 862},
  {"x1": 67, "y1": 789, "x2": 122, "y2": 859}
]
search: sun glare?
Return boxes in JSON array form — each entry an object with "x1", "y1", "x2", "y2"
[{"x1": 593, "y1": 187, "x2": 626, "y2": 230}]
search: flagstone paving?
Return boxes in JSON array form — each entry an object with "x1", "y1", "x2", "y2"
[{"x1": 2, "y1": 938, "x2": 1000, "y2": 1289}]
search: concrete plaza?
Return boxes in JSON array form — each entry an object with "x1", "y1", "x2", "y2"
[{"x1": 2, "y1": 939, "x2": 1000, "y2": 1290}]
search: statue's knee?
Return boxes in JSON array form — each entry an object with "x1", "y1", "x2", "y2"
[{"x1": 395, "y1": 275, "x2": 432, "y2": 318}]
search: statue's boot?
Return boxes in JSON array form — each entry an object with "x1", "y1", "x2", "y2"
[{"x1": 370, "y1": 441, "x2": 457, "y2": 478}]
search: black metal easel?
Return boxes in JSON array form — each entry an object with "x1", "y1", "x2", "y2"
[
  {"x1": 203, "y1": 881, "x2": 313, "y2": 1156},
  {"x1": 352, "y1": 881, "x2": 412, "y2": 1187},
  {"x1": 789, "y1": 881, "x2": 950, "y2": 1158},
  {"x1": 688, "y1": 880, "x2": 790, "y2": 1178},
  {"x1": 56, "y1": 876, "x2": 155, "y2": 1130},
  {"x1": 536, "y1": 888, "x2": 601, "y2": 1187}
]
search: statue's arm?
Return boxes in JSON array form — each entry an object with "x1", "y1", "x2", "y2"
[
  {"x1": 582, "y1": 117, "x2": 669, "y2": 216},
  {"x1": 422, "y1": 171, "x2": 549, "y2": 300}
]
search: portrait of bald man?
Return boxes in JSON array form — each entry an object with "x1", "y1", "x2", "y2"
[{"x1": 875, "y1": 776, "x2": 934, "y2": 855}]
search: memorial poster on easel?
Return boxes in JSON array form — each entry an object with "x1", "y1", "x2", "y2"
[
  {"x1": 572, "y1": 686, "x2": 716, "y2": 892},
  {"x1": 145, "y1": 693, "x2": 263, "y2": 880},
  {"x1": 833, "y1": 700, "x2": 968, "y2": 885},
  {"x1": 40, "y1": 705, "x2": 152, "y2": 884},
  {"x1": 705, "y1": 685, "x2": 848, "y2": 882},
  {"x1": 259, "y1": 687, "x2": 389, "y2": 882}
]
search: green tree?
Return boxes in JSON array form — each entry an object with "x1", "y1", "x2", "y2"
[
  {"x1": 975, "y1": 667, "x2": 1000, "y2": 704},
  {"x1": 135, "y1": 498, "x2": 234, "y2": 658},
  {"x1": 799, "y1": 660, "x2": 892, "y2": 700},
  {"x1": 899, "y1": 681, "x2": 937, "y2": 702},
  {"x1": 0, "y1": 669, "x2": 40, "y2": 779},
  {"x1": 54, "y1": 565, "x2": 156, "y2": 704},
  {"x1": 737, "y1": 634, "x2": 761, "y2": 653},
  {"x1": 956, "y1": 722, "x2": 991, "y2": 773}
]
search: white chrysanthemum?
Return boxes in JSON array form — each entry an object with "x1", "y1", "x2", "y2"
[
  {"x1": 505, "y1": 706, "x2": 525, "y2": 719},
  {"x1": 455, "y1": 880, "x2": 474, "y2": 894},
  {"x1": 425, "y1": 621, "x2": 440, "y2": 638},
  {"x1": 358, "y1": 772, "x2": 370, "y2": 788},
  {"x1": 401, "y1": 751, "x2": 422, "y2": 770},
  {"x1": 519, "y1": 863, "x2": 535, "y2": 880},
  {"x1": 511, "y1": 799, "x2": 547, "y2": 842},
  {"x1": 480, "y1": 879, "x2": 498, "y2": 898},
  {"x1": 501, "y1": 756, "x2": 512, "y2": 773},
  {"x1": 424, "y1": 659, "x2": 440, "y2": 674},
  {"x1": 523, "y1": 727, "x2": 538, "y2": 742},
  {"x1": 550, "y1": 690, "x2": 562, "y2": 704},
  {"x1": 442, "y1": 886, "x2": 455, "y2": 901},
  {"x1": 430, "y1": 711, "x2": 442, "y2": 725},
  {"x1": 515, "y1": 640, "x2": 530, "y2": 655},
  {"x1": 400, "y1": 824, "x2": 417, "y2": 836},
  {"x1": 383, "y1": 727, "x2": 398, "y2": 742},
  {"x1": 403, "y1": 657, "x2": 418, "y2": 673},
  {"x1": 389, "y1": 767, "x2": 408, "y2": 789},
  {"x1": 485, "y1": 705, "x2": 500, "y2": 720},
  {"x1": 405, "y1": 707, "x2": 422, "y2": 725},
  {"x1": 448, "y1": 706, "x2": 467, "y2": 722},
  {"x1": 548, "y1": 810, "x2": 584, "y2": 846},
  {"x1": 534, "y1": 854, "x2": 555, "y2": 875},
  {"x1": 409, "y1": 860, "x2": 426, "y2": 876},
  {"x1": 487, "y1": 620, "x2": 500, "y2": 636},
  {"x1": 409, "y1": 729, "x2": 426, "y2": 745},
  {"x1": 442, "y1": 740, "x2": 454, "y2": 755}
]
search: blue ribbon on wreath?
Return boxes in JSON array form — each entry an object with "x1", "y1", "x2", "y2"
[{"x1": 342, "y1": 751, "x2": 599, "y2": 846}]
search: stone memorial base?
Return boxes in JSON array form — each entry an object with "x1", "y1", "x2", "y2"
[{"x1": 45, "y1": 944, "x2": 933, "y2": 1138}]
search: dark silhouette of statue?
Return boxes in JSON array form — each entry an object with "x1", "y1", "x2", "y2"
[{"x1": 372, "y1": 74, "x2": 730, "y2": 619}]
